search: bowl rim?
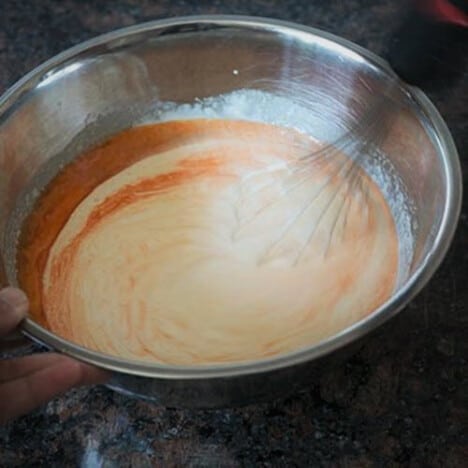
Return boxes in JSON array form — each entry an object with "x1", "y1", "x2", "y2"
[{"x1": 1, "y1": 15, "x2": 462, "y2": 379}]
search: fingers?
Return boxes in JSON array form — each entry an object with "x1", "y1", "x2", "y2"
[
  {"x1": 0, "y1": 288, "x2": 110, "y2": 424},
  {"x1": 0, "y1": 288, "x2": 29, "y2": 336},
  {"x1": 0, "y1": 354, "x2": 109, "y2": 424},
  {"x1": 0, "y1": 353, "x2": 64, "y2": 383}
]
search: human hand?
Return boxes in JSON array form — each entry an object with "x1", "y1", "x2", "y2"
[{"x1": 0, "y1": 287, "x2": 108, "y2": 424}]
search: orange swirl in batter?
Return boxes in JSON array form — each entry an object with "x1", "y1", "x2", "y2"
[{"x1": 18, "y1": 119, "x2": 398, "y2": 365}]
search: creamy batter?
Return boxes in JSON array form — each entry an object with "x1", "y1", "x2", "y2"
[{"x1": 18, "y1": 119, "x2": 398, "y2": 365}]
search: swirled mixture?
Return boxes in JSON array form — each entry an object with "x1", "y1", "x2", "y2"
[{"x1": 18, "y1": 119, "x2": 398, "y2": 365}]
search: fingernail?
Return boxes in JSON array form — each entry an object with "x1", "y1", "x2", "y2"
[
  {"x1": 80, "y1": 363, "x2": 111, "y2": 386},
  {"x1": 0, "y1": 287, "x2": 29, "y2": 318}
]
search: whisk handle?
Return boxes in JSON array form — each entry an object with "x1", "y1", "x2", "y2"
[{"x1": 386, "y1": 0, "x2": 468, "y2": 88}]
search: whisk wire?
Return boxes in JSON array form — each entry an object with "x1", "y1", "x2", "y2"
[{"x1": 234, "y1": 87, "x2": 401, "y2": 264}]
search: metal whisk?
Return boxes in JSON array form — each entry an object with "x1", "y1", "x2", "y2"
[
  {"x1": 232, "y1": 87, "x2": 401, "y2": 265},
  {"x1": 233, "y1": 0, "x2": 467, "y2": 265}
]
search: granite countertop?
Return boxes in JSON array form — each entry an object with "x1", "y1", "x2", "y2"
[{"x1": 0, "y1": 1, "x2": 466, "y2": 466}]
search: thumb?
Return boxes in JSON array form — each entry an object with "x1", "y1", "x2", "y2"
[{"x1": 0, "y1": 287, "x2": 29, "y2": 336}]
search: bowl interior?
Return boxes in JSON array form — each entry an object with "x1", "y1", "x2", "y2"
[{"x1": 0, "y1": 18, "x2": 459, "y2": 375}]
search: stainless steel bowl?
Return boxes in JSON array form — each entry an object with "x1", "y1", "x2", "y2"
[{"x1": 0, "y1": 16, "x2": 461, "y2": 407}]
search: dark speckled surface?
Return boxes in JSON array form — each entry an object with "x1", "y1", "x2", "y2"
[{"x1": 0, "y1": 1, "x2": 467, "y2": 466}]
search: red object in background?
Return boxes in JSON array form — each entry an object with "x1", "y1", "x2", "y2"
[
  {"x1": 386, "y1": 0, "x2": 467, "y2": 85},
  {"x1": 415, "y1": 0, "x2": 468, "y2": 27}
]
